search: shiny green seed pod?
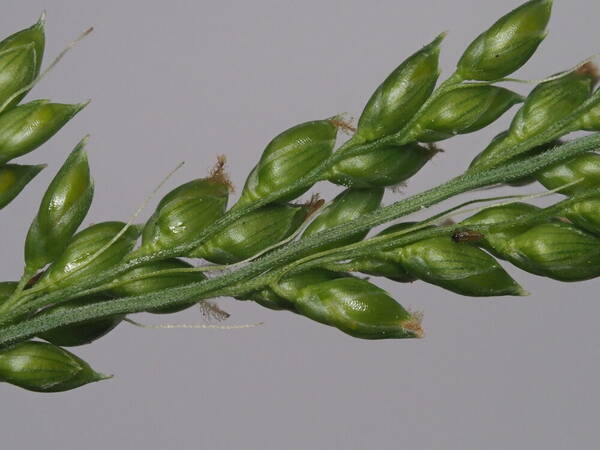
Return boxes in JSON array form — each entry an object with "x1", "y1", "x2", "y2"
[
  {"x1": 37, "y1": 295, "x2": 124, "y2": 347},
  {"x1": 506, "y1": 222, "x2": 600, "y2": 281},
  {"x1": 411, "y1": 85, "x2": 522, "y2": 142},
  {"x1": 0, "y1": 45, "x2": 37, "y2": 111},
  {"x1": 461, "y1": 202, "x2": 543, "y2": 256},
  {"x1": 0, "y1": 341, "x2": 109, "y2": 392},
  {"x1": 535, "y1": 152, "x2": 600, "y2": 196},
  {"x1": 302, "y1": 188, "x2": 383, "y2": 253},
  {"x1": 276, "y1": 269, "x2": 346, "y2": 299},
  {"x1": 0, "y1": 281, "x2": 17, "y2": 304},
  {"x1": 24, "y1": 139, "x2": 93, "y2": 272},
  {"x1": 235, "y1": 120, "x2": 337, "y2": 207},
  {"x1": 241, "y1": 269, "x2": 343, "y2": 312},
  {"x1": 326, "y1": 143, "x2": 435, "y2": 188},
  {"x1": 0, "y1": 15, "x2": 45, "y2": 75},
  {"x1": 111, "y1": 258, "x2": 206, "y2": 314},
  {"x1": 319, "y1": 222, "x2": 418, "y2": 282},
  {"x1": 387, "y1": 235, "x2": 525, "y2": 297},
  {"x1": 0, "y1": 100, "x2": 88, "y2": 165},
  {"x1": 561, "y1": 195, "x2": 600, "y2": 235},
  {"x1": 241, "y1": 288, "x2": 293, "y2": 311},
  {"x1": 0, "y1": 17, "x2": 45, "y2": 110},
  {"x1": 190, "y1": 203, "x2": 309, "y2": 264},
  {"x1": 342, "y1": 254, "x2": 417, "y2": 283},
  {"x1": 341, "y1": 222, "x2": 420, "y2": 282},
  {"x1": 354, "y1": 34, "x2": 443, "y2": 142},
  {"x1": 243, "y1": 269, "x2": 420, "y2": 338},
  {"x1": 0, "y1": 163, "x2": 45, "y2": 209},
  {"x1": 139, "y1": 177, "x2": 229, "y2": 255},
  {"x1": 37, "y1": 221, "x2": 141, "y2": 290},
  {"x1": 509, "y1": 72, "x2": 593, "y2": 142},
  {"x1": 456, "y1": 0, "x2": 552, "y2": 81},
  {"x1": 291, "y1": 277, "x2": 422, "y2": 339},
  {"x1": 577, "y1": 103, "x2": 600, "y2": 131},
  {"x1": 375, "y1": 222, "x2": 521, "y2": 294},
  {"x1": 470, "y1": 72, "x2": 594, "y2": 170}
]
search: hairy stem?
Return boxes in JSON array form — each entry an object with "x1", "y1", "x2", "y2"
[{"x1": 1, "y1": 134, "x2": 599, "y2": 346}]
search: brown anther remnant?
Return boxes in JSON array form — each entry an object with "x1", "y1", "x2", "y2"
[
  {"x1": 209, "y1": 155, "x2": 235, "y2": 192},
  {"x1": 404, "y1": 310, "x2": 424, "y2": 338},
  {"x1": 199, "y1": 300, "x2": 230, "y2": 322},
  {"x1": 305, "y1": 193, "x2": 325, "y2": 218},
  {"x1": 576, "y1": 61, "x2": 600, "y2": 88},
  {"x1": 329, "y1": 115, "x2": 357, "y2": 135},
  {"x1": 451, "y1": 228, "x2": 485, "y2": 243},
  {"x1": 426, "y1": 143, "x2": 444, "y2": 158}
]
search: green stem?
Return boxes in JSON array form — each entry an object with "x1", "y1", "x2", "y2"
[
  {"x1": 196, "y1": 188, "x2": 600, "y2": 298},
  {"x1": 0, "y1": 269, "x2": 35, "y2": 316},
  {"x1": 1, "y1": 134, "x2": 599, "y2": 346},
  {"x1": 289, "y1": 193, "x2": 597, "y2": 274},
  {"x1": 4, "y1": 132, "x2": 400, "y2": 309},
  {"x1": 0, "y1": 194, "x2": 582, "y2": 348}
]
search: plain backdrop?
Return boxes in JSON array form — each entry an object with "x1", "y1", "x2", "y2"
[{"x1": 1, "y1": 1, "x2": 599, "y2": 449}]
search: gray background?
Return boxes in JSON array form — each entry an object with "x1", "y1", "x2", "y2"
[{"x1": 1, "y1": 1, "x2": 599, "y2": 449}]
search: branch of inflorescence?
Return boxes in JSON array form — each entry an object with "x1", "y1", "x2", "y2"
[
  {"x1": 0, "y1": 68, "x2": 467, "y2": 315},
  {"x1": 0, "y1": 133, "x2": 599, "y2": 346},
  {"x1": 4, "y1": 65, "x2": 596, "y2": 322}
]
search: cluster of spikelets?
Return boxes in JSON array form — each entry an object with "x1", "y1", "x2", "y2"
[
  {"x1": 1, "y1": 0, "x2": 600, "y2": 392},
  {"x1": 0, "y1": 14, "x2": 88, "y2": 210}
]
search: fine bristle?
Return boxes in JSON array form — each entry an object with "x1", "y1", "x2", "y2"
[
  {"x1": 93, "y1": 372, "x2": 114, "y2": 382},
  {"x1": 76, "y1": 134, "x2": 91, "y2": 150},
  {"x1": 36, "y1": 11, "x2": 47, "y2": 28},
  {"x1": 75, "y1": 99, "x2": 92, "y2": 113}
]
